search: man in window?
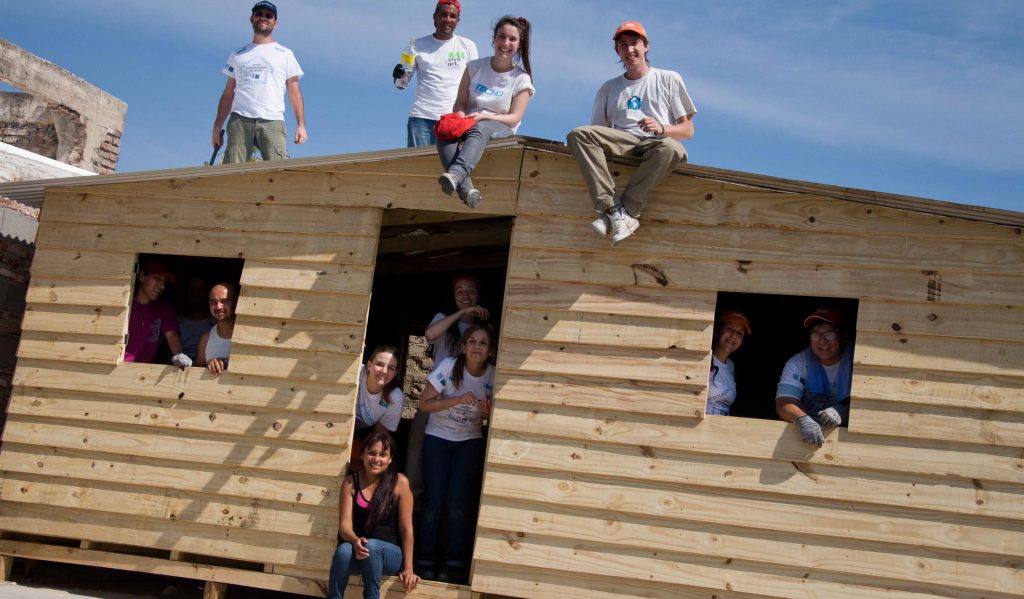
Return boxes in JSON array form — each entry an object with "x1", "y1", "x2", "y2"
[
  {"x1": 126, "y1": 259, "x2": 190, "y2": 368},
  {"x1": 775, "y1": 307, "x2": 853, "y2": 447},
  {"x1": 197, "y1": 282, "x2": 238, "y2": 375}
]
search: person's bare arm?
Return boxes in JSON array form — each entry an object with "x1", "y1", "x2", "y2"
[
  {"x1": 213, "y1": 77, "x2": 235, "y2": 147},
  {"x1": 286, "y1": 76, "x2": 307, "y2": 144}
]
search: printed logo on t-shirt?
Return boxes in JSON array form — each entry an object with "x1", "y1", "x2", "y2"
[
  {"x1": 475, "y1": 83, "x2": 504, "y2": 97},
  {"x1": 447, "y1": 51, "x2": 467, "y2": 68},
  {"x1": 626, "y1": 95, "x2": 643, "y2": 110}
]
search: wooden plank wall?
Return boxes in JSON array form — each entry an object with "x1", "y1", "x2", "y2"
[
  {"x1": 0, "y1": 185, "x2": 384, "y2": 591},
  {"x1": 475, "y1": 150, "x2": 1024, "y2": 598}
]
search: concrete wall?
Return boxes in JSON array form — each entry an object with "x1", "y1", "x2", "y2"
[{"x1": 0, "y1": 39, "x2": 126, "y2": 174}]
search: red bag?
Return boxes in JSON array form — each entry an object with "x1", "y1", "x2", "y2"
[{"x1": 433, "y1": 112, "x2": 477, "y2": 140}]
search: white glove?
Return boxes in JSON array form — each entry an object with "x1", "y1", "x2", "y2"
[
  {"x1": 818, "y1": 407, "x2": 842, "y2": 427},
  {"x1": 171, "y1": 353, "x2": 193, "y2": 369},
  {"x1": 797, "y1": 415, "x2": 824, "y2": 447}
]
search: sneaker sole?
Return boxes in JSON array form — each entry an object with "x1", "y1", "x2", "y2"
[{"x1": 438, "y1": 173, "x2": 457, "y2": 196}]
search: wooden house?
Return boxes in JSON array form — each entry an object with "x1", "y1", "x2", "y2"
[{"x1": 0, "y1": 138, "x2": 1020, "y2": 599}]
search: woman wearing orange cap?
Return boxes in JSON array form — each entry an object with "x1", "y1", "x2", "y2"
[{"x1": 706, "y1": 310, "x2": 751, "y2": 416}]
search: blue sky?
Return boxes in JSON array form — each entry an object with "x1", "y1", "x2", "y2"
[{"x1": 7, "y1": 1, "x2": 1023, "y2": 212}]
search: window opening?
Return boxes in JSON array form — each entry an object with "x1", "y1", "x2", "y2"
[
  {"x1": 126, "y1": 253, "x2": 244, "y2": 367},
  {"x1": 709, "y1": 292, "x2": 859, "y2": 422}
]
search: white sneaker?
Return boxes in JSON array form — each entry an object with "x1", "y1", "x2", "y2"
[
  {"x1": 609, "y1": 206, "x2": 639, "y2": 245},
  {"x1": 591, "y1": 213, "x2": 610, "y2": 236},
  {"x1": 438, "y1": 172, "x2": 458, "y2": 196}
]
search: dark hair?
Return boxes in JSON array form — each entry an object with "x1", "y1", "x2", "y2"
[
  {"x1": 359, "y1": 430, "x2": 399, "y2": 534},
  {"x1": 366, "y1": 345, "x2": 402, "y2": 401},
  {"x1": 493, "y1": 15, "x2": 532, "y2": 77},
  {"x1": 451, "y1": 323, "x2": 496, "y2": 389},
  {"x1": 442, "y1": 275, "x2": 484, "y2": 359}
]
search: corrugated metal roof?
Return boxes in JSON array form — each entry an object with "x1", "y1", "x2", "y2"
[{"x1": 0, "y1": 136, "x2": 1020, "y2": 227}]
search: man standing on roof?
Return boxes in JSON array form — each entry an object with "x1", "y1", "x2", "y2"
[
  {"x1": 775, "y1": 307, "x2": 854, "y2": 447},
  {"x1": 393, "y1": 0, "x2": 478, "y2": 147},
  {"x1": 212, "y1": 1, "x2": 306, "y2": 164},
  {"x1": 566, "y1": 21, "x2": 697, "y2": 245}
]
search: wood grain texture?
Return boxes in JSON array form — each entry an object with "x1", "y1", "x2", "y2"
[
  {"x1": 21, "y1": 304, "x2": 126, "y2": 337},
  {"x1": 477, "y1": 501, "x2": 1023, "y2": 597},
  {"x1": 851, "y1": 398, "x2": 1024, "y2": 448},
  {"x1": 852, "y1": 365, "x2": 1024, "y2": 413},
  {"x1": 1, "y1": 419, "x2": 347, "y2": 477},
  {"x1": 35, "y1": 222, "x2": 377, "y2": 264},
  {"x1": 25, "y1": 276, "x2": 130, "y2": 308},
  {"x1": 12, "y1": 359, "x2": 357, "y2": 414},
  {"x1": 507, "y1": 246, "x2": 1024, "y2": 306},
  {"x1": 0, "y1": 444, "x2": 337, "y2": 507},
  {"x1": 512, "y1": 213, "x2": 1024, "y2": 275}
]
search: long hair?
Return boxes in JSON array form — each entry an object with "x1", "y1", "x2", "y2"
[
  {"x1": 494, "y1": 15, "x2": 532, "y2": 77},
  {"x1": 451, "y1": 323, "x2": 496, "y2": 390},
  {"x1": 360, "y1": 430, "x2": 399, "y2": 534},
  {"x1": 366, "y1": 344, "x2": 401, "y2": 402}
]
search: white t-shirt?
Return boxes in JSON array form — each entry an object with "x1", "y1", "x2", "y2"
[
  {"x1": 706, "y1": 355, "x2": 737, "y2": 416},
  {"x1": 222, "y1": 42, "x2": 303, "y2": 121},
  {"x1": 409, "y1": 34, "x2": 478, "y2": 120},
  {"x1": 424, "y1": 356, "x2": 495, "y2": 442},
  {"x1": 354, "y1": 365, "x2": 404, "y2": 432},
  {"x1": 204, "y1": 325, "x2": 232, "y2": 362},
  {"x1": 591, "y1": 67, "x2": 696, "y2": 137},
  {"x1": 428, "y1": 312, "x2": 472, "y2": 369},
  {"x1": 465, "y1": 57, "x2": 535, "y2": 134}
]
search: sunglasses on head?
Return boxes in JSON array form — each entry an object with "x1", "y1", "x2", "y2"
[{"x1": 253, "y1": 11, "x2": 275, "y2": 19}]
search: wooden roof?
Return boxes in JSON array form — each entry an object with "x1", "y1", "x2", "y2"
[{"x1": 1, "y1": 136, "x2": 1021, "y2": 227}]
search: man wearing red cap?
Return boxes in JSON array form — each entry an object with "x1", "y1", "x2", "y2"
[
  {"x1": 775, "y1": 307, "x2": 853, "y2": 447},
  {"x1": 125, "y1": 259, "x2": 190, "y2": 368},
  {"x1": 394, "y1": 0, "x2": 478, "y2": 147},
  {"x1": 212, "y1": 1, "x2": 307, "y2": 163},
  {"x1": 566, "y1": 21, "x2": 697, "y2": 245}
]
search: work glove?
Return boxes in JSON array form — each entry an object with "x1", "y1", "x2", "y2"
[
  {"x1": 171, "y1": 353, "x2": 193, "y2": 369},
  {"x1": 797, "y1": 415, "x2": 824, "y2": 447},
  {"x1": 818, "y1": 407, "x2": 842, "y2": 427}
]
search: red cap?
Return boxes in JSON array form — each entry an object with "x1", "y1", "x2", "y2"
[
  {"x1": 804, "y1": 307, "x2": 843, "y2": 328},
  {"x1": 433, "y1": 112, "x2": 477, "y2": 141},
  {"x1": 140, "y1": 258, "x2": 176, "y2": 284},
  {"x1": 719, "y1": 310, "x2": 751, "y2": 335},
  {"x1": 437, "y1": 0, "x2": 461, "y2": 12},
  {"x1": 613, "y1": 21, "x2": 648, "y2": 41}
]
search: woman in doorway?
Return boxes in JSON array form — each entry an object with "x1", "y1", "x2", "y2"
[
  {"x1": 351, "y1": 345, "x2": 405, "y2": 469},
  {"x1": 415, "y1": 324, "x2": 496, "y2": 585},
  {"x1": 327, "y1": 431, "x2": 418, "y2": 599},
  {"x1": 437, "y1": 15, "x2": 535, "y2": 207},
  {"x1": 706, "y1": 310, "x2": 751, "y2": 416}
]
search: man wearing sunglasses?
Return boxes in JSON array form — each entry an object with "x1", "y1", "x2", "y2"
[
  {"x1": 776, "y1": 307, "x2": 853, "y2": 447},
  {"x1": 213, "y1": 1, "x2": 307, "y2": 163}
]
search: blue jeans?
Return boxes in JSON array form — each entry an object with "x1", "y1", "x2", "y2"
[
  {"x1": 416, "y1": 434, "x2": 485, "y2": 571},
  {"x1": 326, "y1": 539, "x2": 403, "y2": 599},
  {"x1": 437, "y1": 120, "x2": 513, "y2": 196},
  {"x1": 407, "y1": 117, "x2": 437, "y2": 147}
]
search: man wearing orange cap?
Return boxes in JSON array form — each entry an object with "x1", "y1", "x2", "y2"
[
  {"x1": 125, "y1": 258, "x2": 190, "y2": 368},
  {"x1": 566, "y1": 21, "x2": 697, "y2": 245},
  {"x1": 775, "y1": 307, "x2": 853, "y2": 447},
  {"x1": 393, "y1": 0, "x2": 478, "y2": 147}
]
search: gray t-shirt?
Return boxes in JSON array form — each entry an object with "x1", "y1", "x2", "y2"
[{"x1": 590, "y1": 67, "x2": 697, "y2": 136}]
